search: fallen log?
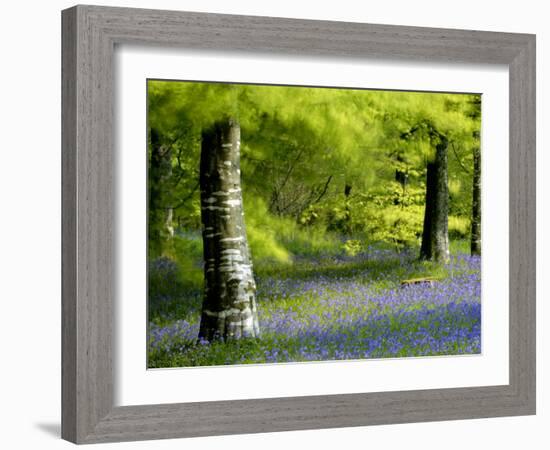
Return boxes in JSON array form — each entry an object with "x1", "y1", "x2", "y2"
[{"x1": 400, "y1": 277, "x2": 439, "y2": 288}]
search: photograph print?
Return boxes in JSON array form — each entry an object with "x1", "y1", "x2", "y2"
[{"x1": 147, "y1": 80, "x2": 482, "y2": 368}]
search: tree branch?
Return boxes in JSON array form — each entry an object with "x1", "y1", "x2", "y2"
[
  {"x1": 450, "y1": 141, "x2": 471, "y2": 175},
  {"x1": 312, "y1": 175, "x2": 333, "y2": 204}
]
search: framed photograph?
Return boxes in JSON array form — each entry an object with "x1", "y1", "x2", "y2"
[{"x1": 62, "y1": 5, "x2": 535, "y2": 444}]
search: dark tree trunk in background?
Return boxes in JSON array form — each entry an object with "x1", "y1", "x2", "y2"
[
  {"x1": 395, "y1": 170, "x2": 408, "y2": 187},
  {"x1": 344, "y1": 183, "x2": 352, "y2": 235},
  {"x1": 395, "y1": 170, "x2": 408, "y2": 208},
  {"x1": 420, "y1": 135, "x2": 450, "y2": 262},
  {"x1": 198, "y1": 118, "x2": 260, "y2": 341},
  {"x1": 344, "y1": 183, "x2": 352, "y2": 198},
  {"x1": 395, "y1": 153, "x2": 408, "y2": 205},
  {"x1": 149, "y1": 128, "x2": 174, "y2": 256},
  {"x1": 470, "y1": 145, "x2": 481, "y2": 256}
]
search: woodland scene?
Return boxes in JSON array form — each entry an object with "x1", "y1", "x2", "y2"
[{"x1": 147, "y1": 80, "x2": 482, "y2": 368}]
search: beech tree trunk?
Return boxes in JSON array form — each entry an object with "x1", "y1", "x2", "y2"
[
  {"x1": 149, "y1": 128, "x2": 174, "y2": 256},
  {"x1": 198, "y1": 118, "x2": 260, "y2": 341},
  {"x1": 470, "y1": 145, "x2": 481, "y2": 255},
  {"x1": 420, "y1": 135, "x2": 450, "y2": 262}
]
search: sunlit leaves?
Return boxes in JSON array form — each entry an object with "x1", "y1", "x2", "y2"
[{"x1": 147, "y1": 80, "x2": 481, "y2": 261}]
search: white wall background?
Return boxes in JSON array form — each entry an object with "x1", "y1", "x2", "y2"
[{"x1": 0, "y1": 1, "x2": 546, "y2": 448}]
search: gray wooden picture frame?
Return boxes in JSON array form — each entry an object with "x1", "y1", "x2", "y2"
[{"x1": 61, "y1": 4, "x2": 536, "y2": 444}]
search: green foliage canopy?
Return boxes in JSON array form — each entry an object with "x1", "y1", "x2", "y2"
[{"x1": 147, "y1": 80, "x2": 481, "y2": 266}]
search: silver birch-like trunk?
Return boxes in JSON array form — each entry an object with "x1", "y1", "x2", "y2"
[
  {"x1": 198, "y1": 118, "x2": 260, "y2": 341},
  {"x1": 420, "y1": 135, "x2": 450, "y2": 263}
]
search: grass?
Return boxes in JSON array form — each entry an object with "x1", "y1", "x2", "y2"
[{"x1": 147, "y1": 242, "x2": 481, "y2": 368}]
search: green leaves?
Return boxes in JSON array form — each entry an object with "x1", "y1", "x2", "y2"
[{"x1": 147, "y1": 80, "x2": 480, "y2": 260}]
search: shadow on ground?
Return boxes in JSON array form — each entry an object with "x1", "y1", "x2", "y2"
[{"x1": 35, "y1": 422, "x2": 60, "y2": 438}]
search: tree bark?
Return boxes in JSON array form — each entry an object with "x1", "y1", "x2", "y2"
[
  {"x1": 149, "y1": 128, "x2": 174, "y2": 256},
  {"x1": 344, "y1": 183, "x2": 352, "y2": 235},
  {"x1": 420, "y1": 135, "x2": 450, "y2": 262},
  {"x1": 470, "y1": 145, "x2": 481, "y2": 255},
  {"x1": 198, "y1": 118, "x2": 260, "y2": 341}
]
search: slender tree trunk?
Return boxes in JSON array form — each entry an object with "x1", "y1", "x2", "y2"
[
  {"x1": 344, "y1": 183, "x2": 352, "y2": 235},
  {"x1": 198, "y1": 118, "x2": 260, "y2": 341},
  {"x1": 470, "y1": 145, "x2": 481, "y2": 255},
  {"x1": 420, "y1": 135, "x2": 450, "y2": 262},
  {"x1": 149, "y1": 128, "x2": 174, "y2": 256},
  {"x1": 395, "y1": 155, "x2": 408, "y2": 207}
]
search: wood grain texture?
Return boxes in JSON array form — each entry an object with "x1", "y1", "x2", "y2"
[
  {"x1": 61, "y1": 7, "x2": 77, "y2": 443},
  {"x1": 61, "y1": 4, "x2": 536, "y2": 444},
  {"x1": 508, "y1": 36, "x2": 536, "y2": 408}
]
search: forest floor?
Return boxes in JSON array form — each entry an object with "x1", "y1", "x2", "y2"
[{"x1": 147, "y1": 245, "x2": 481, "y2": 368}]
